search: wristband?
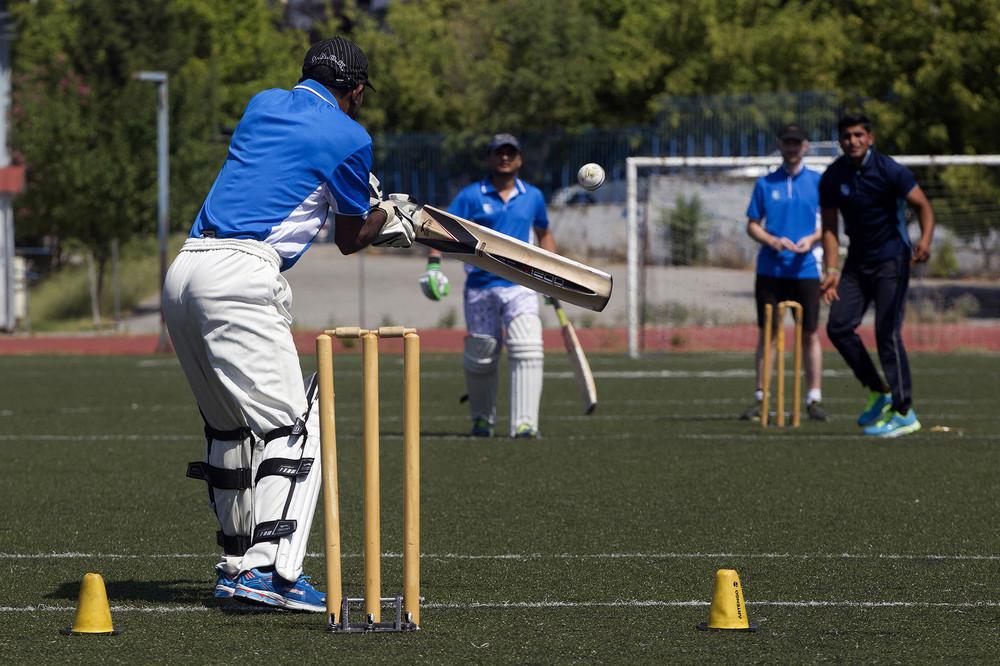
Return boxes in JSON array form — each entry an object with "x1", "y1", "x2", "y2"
[
  {"x1": 826, "y1": 267, "x2": 841, "y2": 275},
  {"x1": 426, "y1": 257, "x2": 441, "y2": 270}
]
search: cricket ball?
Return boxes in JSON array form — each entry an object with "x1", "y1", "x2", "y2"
[{"x1": 576, "y1": 163, "x2": 605, "y2": 191}]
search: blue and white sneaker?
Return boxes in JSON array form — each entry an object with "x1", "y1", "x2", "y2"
[
  {"x1": 233, "y1": 567, "x2": 326, "y2": 612},
  {"x1": 863, "y1": 409, "x2": 922, "y2": 438},
  {"x1": 857, "y1": 391, "x2": 892, "y2": 426},
  {"x1": 214, "y1": 566, "x2": 238, "y2": 599}
]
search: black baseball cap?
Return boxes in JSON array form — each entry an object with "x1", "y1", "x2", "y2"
[
  {"x1": 487, "y1": 133, "x2": 521, "y2": 153},
  {"x1": 301, "y1": 37, "x2": 375, "y2": 91},
  {"x1": 777, "y1": 123, "x2": 808, "y2": 141}
]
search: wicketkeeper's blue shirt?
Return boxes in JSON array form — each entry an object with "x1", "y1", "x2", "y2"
[
  {"x1": 190, "y1": 79, "x2": 372, "y2": 271},
  {"x1": 447, "y1": 178, "x2": 550, "y2": 289},
  {"x1": 746, "y1": 165, "x2": 822, "y2": 279},
  {"x1": 819, "y1": 148, "x2": 917, "y2": 264}
]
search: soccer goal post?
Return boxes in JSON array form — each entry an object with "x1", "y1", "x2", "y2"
[{"x1": 625, "y1": 154, "x2": 1000, "y2": 359}]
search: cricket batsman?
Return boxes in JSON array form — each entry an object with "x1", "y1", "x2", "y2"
[{"x1": 163, "y1": 37, "x2": 416, "y2": 610}]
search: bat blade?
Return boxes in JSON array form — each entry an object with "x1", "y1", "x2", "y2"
[
  {"x1": 413, "y1": 205, "x2": 612, "y2": 312},
  {"x1": 552, "y1": 298, "x2": 597, "y2": 414}
]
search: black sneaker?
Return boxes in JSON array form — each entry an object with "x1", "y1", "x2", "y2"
[
  {"x1": 739, "y1": 402, "x2": 761, "y2": 421},
  {"x1": 807, "y1": 401, "x2": 827, "y2": 421}
]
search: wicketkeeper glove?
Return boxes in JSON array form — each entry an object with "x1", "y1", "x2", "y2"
[
  {"x1": 371, "y1": 193, "x2": 418, "y2": 248},
  {"x1": 419, "y1": 258, "x2": 451, "y2": 300}
]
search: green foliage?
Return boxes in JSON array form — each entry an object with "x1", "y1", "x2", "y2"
[
  {"x1": 9, "y1": 0, "x2": 1000, "y2": 321},
  {"x1": 11, "y1": 0, "x2": 302, "y2": 309},
  {"x1": 663, "y1": 193, "x2": 707, "y2": 266},
  {"x1": 928, "y1": 238, "x2": 960, "y2": 278}
]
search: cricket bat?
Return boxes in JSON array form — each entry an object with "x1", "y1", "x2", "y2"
[
  {"x1": 551, "y1": 298, "x2": 598, "y2": 415},
  {"x1": 412, "y1": 205, "x2": 612, "y2": 312}
]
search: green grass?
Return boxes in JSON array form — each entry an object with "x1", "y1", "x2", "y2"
[{"x1": 1, "y1": 351, "x2": 998, "y2": 663}]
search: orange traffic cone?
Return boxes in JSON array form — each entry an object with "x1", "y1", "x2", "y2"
[
  {"x1": 696, "y1": 569, "x2": 758, "y2": 632},
  {"x1": 60, "y1": 573, "x2": 119, "y2": 636}
]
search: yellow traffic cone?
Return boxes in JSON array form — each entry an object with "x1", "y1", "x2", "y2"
[
  {"x1": 60, "y1": 573, "x2": 119, "y2": 636},
  {"x1": 696, "y1": 569, "x2": 758, "y2": 632}
]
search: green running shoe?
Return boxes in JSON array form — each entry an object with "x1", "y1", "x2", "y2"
[{"x1": 857, "y1": 391, "x2": 891, "y2": 426}]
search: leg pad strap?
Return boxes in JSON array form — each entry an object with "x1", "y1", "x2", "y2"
[
  {"x1": 217, "y1": 531, "x2": 252, "y2": 556},
  {"x1": 252, "y1": 519, "x2": 297, "y2": 544},
  {"x1": 187, "y1": 462, "x2": 252, "y2": 490},
  {"x1": 255, "y1": 457, "x2": 314, "y2": 483}
]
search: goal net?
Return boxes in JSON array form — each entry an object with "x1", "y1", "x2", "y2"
[{"x1": 625, "y1": 155, "x2": 1000, "y2": 358}]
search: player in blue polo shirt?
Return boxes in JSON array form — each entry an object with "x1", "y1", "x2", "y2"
[
  {"x1": 419, "y1": 133, "x2": 554, "y2": 438},
  {"x1": 741, "y1": 123, "x2": 827, "y2": 422},
  {"x1": 820, "y1": 113, "x2": 936, "y2": 438},
  {"x1": 163, "y1": 37, "x2": 416, "y2": 611}
]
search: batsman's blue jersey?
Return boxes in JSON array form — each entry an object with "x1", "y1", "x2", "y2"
[
  {"x1": 746, "y1": 165, "x2": 822, "y2": 279},
  {"x1": 447, "y1": 178, "x2": 550, "y2": 289},
  {"x1": 190, "y1": 79, "x2": 372, "y2": 271}
]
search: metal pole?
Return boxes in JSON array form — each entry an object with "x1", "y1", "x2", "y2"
[
  {"x1": 626, "y1": 158, "x2": 639, "y2": 359},
  {"x1": 136, "y1": 71, "x2": 170, "y2": 351},
  {"x1": 155, "y1": 78, "x2": 169, "y2": 351}
]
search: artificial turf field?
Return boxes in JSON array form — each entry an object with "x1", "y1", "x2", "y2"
[{"x1": 1, "y1": 350, "x2": 999, "y2": 664}]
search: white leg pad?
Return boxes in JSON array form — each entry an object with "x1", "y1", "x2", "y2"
[
  {"x1": 241, "y1": 376, "x2": 323, "y2": 582},
  {"x1": 463, "y1": 334, "x2": 499, "y2": 424},
  {"x1": 186, "y1": 425, "x2": 256, "y2": 576},
  {"x1": 507, "y1": 314, "x2": 544, "y2": 436}
]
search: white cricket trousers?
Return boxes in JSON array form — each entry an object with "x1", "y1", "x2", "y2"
[{"x1": 163, "y1": 237, "x2": 307, "y2": 573}]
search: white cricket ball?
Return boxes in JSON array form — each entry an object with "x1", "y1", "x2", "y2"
[{"x1": 577, "y1": 163, "x2": 605, "y2": 191}]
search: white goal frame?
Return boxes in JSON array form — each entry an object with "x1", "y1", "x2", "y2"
[{"x1": 625, "y1": 154, "x2": 1000, "y2": 358}]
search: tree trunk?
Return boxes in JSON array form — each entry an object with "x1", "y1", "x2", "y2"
[
  {"x1": 86, "y1": 251, "x2": 101, "y2": 326},
  {"x1": 96, "y1": 253, "x2": 108, "y2": 321}
]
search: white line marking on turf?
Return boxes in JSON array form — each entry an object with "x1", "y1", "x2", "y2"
[
  {"x1": 0, "y1": 434, "x2": 200, "y2": 442},
  {"x1": 4, "y1": 599, "x2": 1000, "y2": 613},
  {"x1": 4, "y1": 551, "x2": 999, "y2": 561}
]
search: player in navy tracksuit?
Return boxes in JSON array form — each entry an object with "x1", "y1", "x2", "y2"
[{"x1": 819, "y1": 113, "x2": 936, "y2": 438}]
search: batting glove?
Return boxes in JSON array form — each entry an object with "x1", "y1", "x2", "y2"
[
  {"x1": 419, "y1": 258, "x2": 451, "y2": 300},
  {"x1": 371, "y1": 196, "x2": 416, "y2": 248}
]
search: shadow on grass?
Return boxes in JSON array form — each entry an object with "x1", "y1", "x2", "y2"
[
  {"x1": 48, "y1": 580, "x2": 310, "y2": 614},
  {"x1": 48, "y1": 578, "x2": 209, "y2": 605}
]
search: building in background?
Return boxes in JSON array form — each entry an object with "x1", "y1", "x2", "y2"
[{"x1": 0, "y1": 1, "x2": 25, "y2": 332}]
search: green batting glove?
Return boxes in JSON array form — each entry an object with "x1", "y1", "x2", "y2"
[{"x1": 419, "y1": 259, "x2": 451, "y2": 301}]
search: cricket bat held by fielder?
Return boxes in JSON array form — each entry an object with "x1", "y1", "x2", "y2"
[
  {"x1": 411, "y1": 205, "x2": 613, "y2": 312},
  {"x1": 551, "y1": 298, "x2": 598, "y2": 414}
]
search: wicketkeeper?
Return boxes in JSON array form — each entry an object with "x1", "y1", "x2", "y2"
[
  {"x1": 164, "y1": 37, "x2": 417, "y2": 610},
  {"x1": 420, "y1": 133, "x2": 555, "y2": 438}
]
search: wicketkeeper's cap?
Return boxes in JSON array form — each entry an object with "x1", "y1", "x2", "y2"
[
  {"x1": 777, "y1": 123, "x2": 808, "y2": 141},
  {"x1": 487, "y1": 133, "x2": 521, "y2": 154},
  {"x1": 301, "y1": 37, "x2": 375, "y2": 91}
]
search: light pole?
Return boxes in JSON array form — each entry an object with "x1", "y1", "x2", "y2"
[{"x1": 135, "y1": 71, "x2": 170, "y2": 352}]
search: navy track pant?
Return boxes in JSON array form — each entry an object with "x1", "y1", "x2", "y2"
[{"x1": 826, "y1": 254, "x2": 913, "y2": 413}]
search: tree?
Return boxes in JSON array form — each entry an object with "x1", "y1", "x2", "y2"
[
  {"x1": 663, "y1": 193, "x2": 707, "y2": 266},
  {"x1": 11, "y1": 0, "x2": 303, "y2": 315}
]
